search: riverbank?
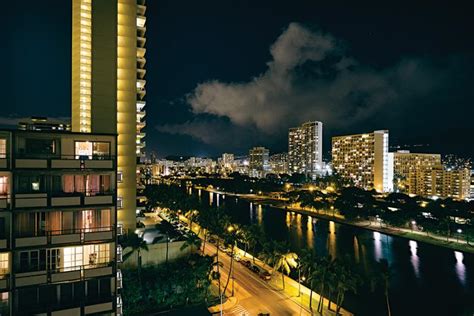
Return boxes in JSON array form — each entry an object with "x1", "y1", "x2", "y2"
[{"x1": 198, "y1": 186, "x2": 474, "y2": 254}]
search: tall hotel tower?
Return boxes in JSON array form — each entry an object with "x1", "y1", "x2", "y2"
[
  {"x1": 288, "y1": 121, "x2": 323, "y2": 179},
  {"x1": 71, "y1": 0, "x2": 147, "y2": 231},
  {"x1": 332, "y1": 130, "x2": 393, "y2": 193}
]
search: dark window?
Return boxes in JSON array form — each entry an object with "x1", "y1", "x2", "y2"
[
  {"x1": 60, "y1": 283, "x2": 73, "y2": 305},
  {"x1": 39, "y1": 284, "x2": 56, "y2": 306},
  {"x1": 24, "y1": 138, "x2": 57, "y2": 156},
  {"x1": 16, "y1": 175, "x2": 46, "y2": 193},
  {"x1": 99, "y1": 278, "x2": 111, "y2": 298}
]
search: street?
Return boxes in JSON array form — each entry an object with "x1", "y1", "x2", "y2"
[{"x1": 204, "y1": 242, "x2": 312, "y2": 316}]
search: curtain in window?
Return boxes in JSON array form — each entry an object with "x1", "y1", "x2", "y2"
[
  {"x1": 75, "y1": 175, "x2": 85, "y2": 193},
  {"x1": 46, "y1": 212, "x2": 62, "y2": 235},
  {"x1": 100, "y1": 209, "x2": 111, "y2": 229},
  {"x1": 0, "y1": 176, "x2": 8, "y2": 195},
  {"x1": 62, "y1": 212, "x2": 74, "y2": 234},
  {"x1": 88, "y1": 175, "x2": 100, "y2": 195},
  {"x1": 101, "y1": 175, "x2": 111, "y2": 193},
  {"x1": 15, "y1": 213, "x2": 35, "y2": 237},
  {"x1": 62, "y1": 175, "x2": 75, "y2": 193}
]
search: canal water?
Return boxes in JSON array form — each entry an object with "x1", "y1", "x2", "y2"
[{"x1": 198, "y1": 189, "x2": 474, "y2": 316}]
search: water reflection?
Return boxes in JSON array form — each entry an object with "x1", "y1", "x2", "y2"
[
  {"x1": 307, "y1": 216, "x2": 314, "y2": 249},
  {"x1": 286, "y1": 212, "x2": 291, "y2": 228},
  {"x1": 455, "y1": 251, "x2": 466, "y2": 286},
  {"x1": 328, "y1": 221, "x2": 336, "y2": 258},
  {"x1": 409, "y1": 240, "x2": 420, "y2": 278},
  {"x1": 354, "y1": 236, "x2": 360, "y2": 264},
  {"x1": 374, "y1": 232, "x2": 382, "y2": 261},
  {"x1": 256, "y1": 204, "x2": 263, "y2": 225},
  {"x1": 209, "y1": 192, "x2": 214, "y2": 206}
]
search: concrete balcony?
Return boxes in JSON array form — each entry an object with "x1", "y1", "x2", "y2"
[
  {"x1": 84, "y1": 301, "x2": 113, "y2": 315},
  {"x1": 15, "y1": 158, "x2": 47, "y2": 168},
  {"x1": 51, "y1": 196, "x2": 81, "y2": 207},
  {"x1": 15, "y1": 193, "x2": 47, "y2": 208},
  {"x1": 84, "y1": 194, "x2": 113, "y2": 205},
  {"x1": 15, "y1": 236, "x2": 47, "y2": 247},
  {"x1": 84, "y1": 230, "x2": 113, "y2": 242},
  {"x1": 50, "y1": 233, "x2": 81, "y2": 245},
  {"x1": 0, "y1": 277, "x2": 8, "y2": 290},
  {"x1": 51, "y1": 307, "x2": 81, "y2": 316},
  {"x1": 84, "y1": 265, "x2": 113, "y2": 278},
  {"x1": 0, "y1": 197, "x2": 7, "y2": 209},
  {"x1": 51, "y1": 159, "x2": 81, "y2": 169},
  {"x1": 15, "y1": 270, "x2": 47, "y2": 287},
  {"x1": 51, "y1": 269, "x2": 81, "y2": 283},
  {"x1": 84, "y1": 159, "x2": 114, "y2": 169}
]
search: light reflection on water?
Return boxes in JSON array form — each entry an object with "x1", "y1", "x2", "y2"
[
  {"x1": 455, "y1": 251, "x2": 466, "y2": 286},
  {"x1": 409, "y1": 240, "x2": 420, "y2": 278}
]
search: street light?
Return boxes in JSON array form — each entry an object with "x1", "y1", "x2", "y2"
[{"x1": 411, "y1": 220, "x2": 416, "y2": 232}]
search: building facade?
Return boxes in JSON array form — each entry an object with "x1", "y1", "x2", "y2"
[
  {"x1": 71, "y1": 0, "x2": 147, "y2": 231},
  {"x1": 332, "y1": 130, "x2": 392, "y2": 192},
  {"x1": 0, "y1": 130, "x2": 120, "y2": 316},
  {"x1": 249, "y1": 147, "x2": 270, "y2": 178},
  {"x1": 411, "y1": 165, "x2": 471, "y2": 200},
  {"x1": 392, "y1": 151, "x2": 441, "y2": 194},
  {"x1": 269, "y1": 153, "x2": 289, "y2": 175},
  {"x1": 288, "y1": 121, "x2": 323, "y2": 179}
]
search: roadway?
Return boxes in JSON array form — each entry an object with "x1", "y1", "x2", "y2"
[{"x1": 204, "y1": 242, "x2": 311, "y2": 316}]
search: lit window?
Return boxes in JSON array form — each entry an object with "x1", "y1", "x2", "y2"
[
  {"x1": 0, "y1": 139, "x2": 6, "y2": 158},
  {"x1": 0, "y1": 253, "x2": 9, "y2": 277}
]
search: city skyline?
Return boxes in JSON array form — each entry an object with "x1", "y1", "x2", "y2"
[{"x1": 1, "y1": 1, "x2": 474, "y2": 159}]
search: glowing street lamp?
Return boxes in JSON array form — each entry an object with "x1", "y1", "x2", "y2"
[{"x1": 456, "y1": 228, "x2": 462, "y2": 242}]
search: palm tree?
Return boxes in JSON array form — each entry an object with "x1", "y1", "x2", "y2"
[
  {"x1": 180, "y1": 232, "x2": 202, "y2": 256},
  {"x1": 315, "y1": 255, "x2": 334, "y2": 313},
  {"x1": 222, "y1": 224, "x2": 240, "y2": 296},
  {"x1": 246, "y1": 223, "x2": 265, "y2": 264},
  {"x1": 262, "y1": 240, "x2": 298, "y2": 290},
  {"x1": 299, "y1": 249, "x2": 318, "y2": 310},
  {"x1": 334, "y1": 261, "x2": 359, "y2": 315},
  {"x1": 122, "y1": 233, "x2": 149, "y2": 284},
  {"x1": 378, "y1": 259, "x2": 392, "y2": 316}
]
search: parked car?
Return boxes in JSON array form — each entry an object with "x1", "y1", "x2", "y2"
[
  {"x1": 250, "y1": 264, "x2": 260, "y2": 274},
  {"x1": 208, "y1": 237, "x2": 217, "y2": 244},
  {"x1": 241, "y1": 259, "x2": 251, "y2": 268},
  {"x1": 259, "y1": 270, "x2": 271, "y2": 281},
  {"x1": 233, "y1": 254, "x2": 241, "y2": 262}
]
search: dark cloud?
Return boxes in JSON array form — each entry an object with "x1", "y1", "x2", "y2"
[{"x1": 157, "y1": 22, "x2": 473, "y2": 156}]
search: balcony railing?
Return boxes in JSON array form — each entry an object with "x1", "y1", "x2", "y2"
[
  {"x1": 117, "y1": 294, "x2": 123, "y2": 316},
  {"x1": 14, "y1": 261, "x2": 114, "y2": 277},
  {"x1": 117, "y1": 269, "x2": 123, "y2": 290}
]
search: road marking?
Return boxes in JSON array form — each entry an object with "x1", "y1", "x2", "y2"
[{"x1": 225, "y1": 304, "x2": 249, "y2": 316}]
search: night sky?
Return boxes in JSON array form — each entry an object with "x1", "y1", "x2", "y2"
[{"x1": 1, "y1": 1, "x2": 473, "y2": 159}]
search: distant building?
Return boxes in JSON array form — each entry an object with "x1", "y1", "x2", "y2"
[
  {"x1": 288, "y1": 121, "x2": 323, "y2": 179},
  {"x1": 269, "y1": 153, "x2": 289, "y2": 175},
  {"x1": 332, "y1": 130, "x2": 392, "y2": 192},
  {"x1": 414, "y1": 165, "x2": 471, "y2": 200},
  {"x1": 470, "y1": 170, "x2": 474, "y2": 200},
  {"x1": 219, "y1": 153, "x2": 235, "y2": 173},
  {"x1": 18, "y1": 116, "x2": 71, "y2": 131},
  {"x1": 392, "y1": 151, "x2": 441, "y2": 193},
  {"x1": 249, "y1": 147, "x2": 270, "y2": 178}
]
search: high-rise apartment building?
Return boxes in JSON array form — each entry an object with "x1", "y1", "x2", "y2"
[
  {"x1": 288, "y1": 121, "x2": 323, "y2": 179},
  {"x1": 332, "y1": 130, "x2": 392, "y2": 192},
  {"x1": 72, "y1": 0, "x2": 147, "y2": 231},
  {"x1": 219, "y1": 153, "x2": 234, "y2": 173},
  {"x1": 269, "y1": 153, "x2": 289, "y2": 175},
  {"x1": 409, "y1": 165, "x2": 471, "y2": 200},
  {"x1": 392, "y1": 151, "x2": 441, "y2": 194},
  {"x1": 0, "y1": 129, "x2": 121, "y2": 316},
  {"x1": 249, "y1": 147, "x2": 270, "y2": 178}
]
